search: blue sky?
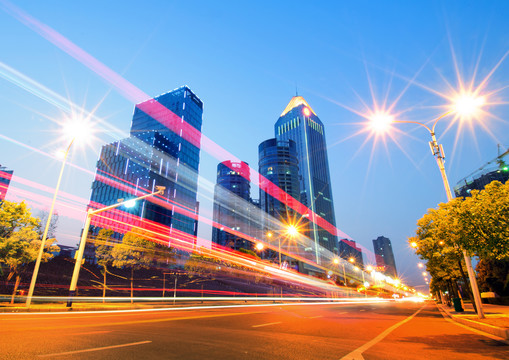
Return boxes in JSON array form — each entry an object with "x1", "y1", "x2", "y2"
[{"x1": 1, "y1": 0, "x2": 508, "y2": 288}]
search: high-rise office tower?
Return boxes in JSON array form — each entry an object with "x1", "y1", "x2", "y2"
[
  {"x1": 0, "y1": 165, "x2": 13, "y2": 201},
  {"x1": 212, "y1": 161, "x2": 254, "y2": 250},
  {"x1": 258, "y1": 138, "x2": 300, "y2": 220},
  {"x1": 87, "y1": 86, "x2": 203, "y2": 258},
  {"x1": 275, "y1": 96, "x2": 338, "y2": 263},
  {"x1": 372, "y1": 236, "x2": 398, "y2": 278}
]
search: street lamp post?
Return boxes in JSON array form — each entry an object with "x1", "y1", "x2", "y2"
[
  {"x1": 25, "y1": 139, "x2": 74, "y2": 308},
  {"x1": 370, "y1": 101, "x2": 485, "y2": 318},
  {"x1": 66, "y1": 187, "x2": 165, "y2": 307}
]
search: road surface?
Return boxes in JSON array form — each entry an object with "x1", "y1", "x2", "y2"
[{"x1": 1, "y1": 300, "x2": 507, "y2": 359}]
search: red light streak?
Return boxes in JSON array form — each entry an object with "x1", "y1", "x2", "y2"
[{"x1": 2, "y1": 0, "x2": 351, "y2": 242}]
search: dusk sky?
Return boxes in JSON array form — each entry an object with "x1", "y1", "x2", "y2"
[{"x1": 1, "y1": 0, "x2": 508, "y2": 288}]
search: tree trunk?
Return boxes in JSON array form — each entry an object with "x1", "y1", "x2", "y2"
[
  {"x1": 130, "y1": 268, "x2": 134, "y2": 304},
  {"x1": 102, "y1": 266, "x2": 107, "y2": 303},
  {"x1": 10, "y1": 275, "x2": 21, "y2": 305},
  {"x1": 458, "y1": 259, "x2": 477, "y2": 313}
]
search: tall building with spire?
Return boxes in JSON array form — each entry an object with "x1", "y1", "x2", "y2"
[{"x1": 275, "y1": 96, "x2": 338, "y2": 264}]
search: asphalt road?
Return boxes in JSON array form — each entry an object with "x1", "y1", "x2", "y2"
[{"x1": 1, "y1": 300, "x2": 508, "y2": 359}]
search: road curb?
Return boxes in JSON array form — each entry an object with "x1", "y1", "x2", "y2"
[{"x1": 438, "y1": 304, "x2": 509, "y2": 340}]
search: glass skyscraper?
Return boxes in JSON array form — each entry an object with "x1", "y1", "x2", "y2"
[
  {"x1": 373, "y1": 236, "x2": 398, "y2": 279},
  {"x1": 0, "y1": 165, "x2": 13, "y2": 202},
  {"x1": 87, "y1": 86, "x2": 203, "y2": 257},
  {"x1": 212, "y1": 161, "x2": 254, "y2": 250},
  {"x1": 275, "y1": 96, "x2": 339, "y2": 264},
  {"x1": 258, "y1": 138, "x2": 300, "y2": 221}
]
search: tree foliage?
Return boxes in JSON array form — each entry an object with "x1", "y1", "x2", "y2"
[
  {"x1": 111, "y1": 229, "x2": 156, "y2": 301},
  {"x1": 459, "y1": 181, "x2": 509, "y2": 260},
  {"x1": 95, "y1": 228, "x2": 114, "y2": 299},
  {"x1": 0, "y1": 201, "x2": 58, "y2": 301},
  {"x1": 410, "y1": 180, "x2": 509, "y2": 298}
]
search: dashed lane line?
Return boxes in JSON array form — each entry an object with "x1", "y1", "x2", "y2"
[
  {"x1": 37, "y1": 340, "x2": 152, "y2": 357},
  {"x1": 252, "y1": 322, "x2": 282, "y2": 328},
  {"x1": 339, "y1": 303, "x2": 426, "y2": 360}
]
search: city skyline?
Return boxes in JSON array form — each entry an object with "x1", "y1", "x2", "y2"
[{"x1": 1, "y1": 1, "x2": 509, "y2": 287}]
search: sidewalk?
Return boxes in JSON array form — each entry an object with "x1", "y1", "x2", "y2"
[{"x1": 438, "y1": 302, "x2": 509, "y2": 340}]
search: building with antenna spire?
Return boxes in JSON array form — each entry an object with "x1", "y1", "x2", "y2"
[{"x1": 274, "y1": 96, "x2": 339, "y2": 266}]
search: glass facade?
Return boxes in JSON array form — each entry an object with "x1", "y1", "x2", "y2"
[
  {"x1": 212, "y1": 161, "x2": 255, "y2": 250},
  {"x1": 275, "y1": 96, "x2": 339, "y2": 263},
  {"x1": 372, "y1": 236, "x2": 397, "y2": 278},
  {"x1": 258, "y1": 138, "x2": 300, "y2": 221},
  {"x1": 86, "y1": 86, "x2": 203, "y2": 262},
  {"x1": 0, "y1": 165, "x2": 13, "y2": 202},
  {"x1": 454, "y1": 150, "x2": 509, "y2": 197}
]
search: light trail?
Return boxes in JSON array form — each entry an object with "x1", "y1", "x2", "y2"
[
  {"x1": 0, "y1": 0, "x2": 351, "y2": 243},
  {"x1": 0, "y1": 296, "x2": 398, "y2": 316},
  {"x1": 0, "y1": 2, "x2": 416, "y2": 296}
]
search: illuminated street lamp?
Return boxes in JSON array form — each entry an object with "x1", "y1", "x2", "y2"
[
  {"x1": 66, "y1": 186, "x2": 165, "y2": 307},
  {"x1": 333, "y1": 258, "x2": 348, "y2": 286},
  {"x1": 348, "y1": 257, "x2": 355, "y2": 263},
  {"x1": 418, "y1": 262, "x2": 424, "y2": 269},
  {"x1": 368, "y1": 93, "x2": 486, "y2": 318},
  {"x1": 354, "y1": 266, "x2": 367, "y2": 298},
  {"x1": 255, "y1": 242, "x2": 264, "y2": 251},
  {"x1": 26, "y1": 120, "x2": 92, "y2": 308}
]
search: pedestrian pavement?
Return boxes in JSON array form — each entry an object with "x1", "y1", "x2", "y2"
[{"x1": 438, "y1": 301, "x2": 509, "y2": 340}]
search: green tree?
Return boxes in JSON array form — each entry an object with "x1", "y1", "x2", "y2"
[
  {"x1": 0, "y1": 201, "x2": 58, "y2": 303},
  {"x1": 459, "y1": 181, "x2": 509, "y2": 260},
  {"x1": 95, "y1": 229, "x2": 114, "y2": 301},
  {"x1": 409, "y1": 199, "x2": 474, "y2": 303},
  {"x1": 111, "y1": 229, "x2": 156, "y2": 302}
]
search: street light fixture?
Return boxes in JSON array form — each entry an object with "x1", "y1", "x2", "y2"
[
  {"x1": 368, "y1": 94, "x2": 486, "y2": 318},
  {"x1": 66, "y1": 186, "x2": 165, "y2": 307},
  {"x1": 25, "y1": 119, "x2": 92, "y2": 308},
  {"x1": 354, "y1": 266, "x2": 367, "y2": 298}
]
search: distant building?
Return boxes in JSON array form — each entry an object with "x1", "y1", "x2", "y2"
[
  {"x1": 212, "y1": 160, "x2": 255, "y2": 251},
  {"x1": 84, "y1": 86, "x2": 203, "y2": 262},
  {"x1": 339, "y1": 239, "x2": 363, "y2": 267},
  {"x1": 0, "y1": 165, "x2": 13, "y2": 201},
  {"x1": 275, "y1": 96, "x2": 339, "y2": 264},
  {"x1": 454, "y1": 149, "x2": 509, "y2": 197},
  {"x1": 372, "y1": 236, "x2": 397, "y2": 278}
]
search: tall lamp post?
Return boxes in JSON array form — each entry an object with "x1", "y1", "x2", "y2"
[
  {"x1": 369, "y1": 95, "x2": 485, "y2": 318},
  {"x1": 66, "y1": 186, "x2": 165, "y2": 307},
  {"x1": 267, "y1": 224, "x2": 299, "y2": 269},
  {"x1": 354, "y1": 266, "x2": 367, "y2": 298},
  {"x1": 26, "y1": 120, "x2": 91, "y2": 308}
]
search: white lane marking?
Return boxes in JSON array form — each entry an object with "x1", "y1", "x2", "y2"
[
  {"x1": 37, "y1": 340, "x2": 151, "y2": 358},
  {"x1": 359, "y1": 309, "x2": 365, "y2": 312},
  {"x1": 308, "y1": 315, "x2": 323, "y2": 319},
  {"x1": 338, "y1": 312, "x2": 347, "y2": 314},
  {"x1": 252, "y1": 321, "x2": 282, "y2": 328},
  {"x1": 339, "y1": 304, "x2": 426, "y2": 360},
  {"x1": 68, "y1": 330, "x2": 112, "y2": 336}
]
